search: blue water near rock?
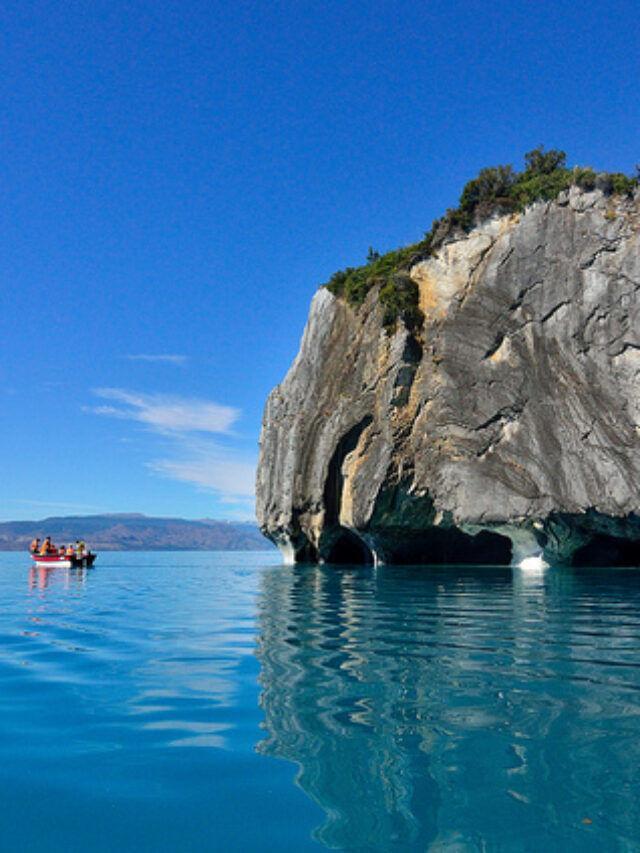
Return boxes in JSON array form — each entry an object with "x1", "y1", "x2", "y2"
[{"x1": 1, "y1": 552, "x2": 639, "y2": 851}]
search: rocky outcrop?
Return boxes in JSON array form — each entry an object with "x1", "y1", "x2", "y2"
[{"x1": 257, "y1": 187, "x2": 640, "y2": 566}]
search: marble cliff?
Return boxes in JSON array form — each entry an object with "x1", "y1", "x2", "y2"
[{"x1": 257, "y1": 185, "x2": 640, "y2": 566}]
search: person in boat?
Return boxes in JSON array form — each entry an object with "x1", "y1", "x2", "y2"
[
  {"x1": 65, "y1": 544, "x2": 75, "y2": 558},
  {"x1": 58, "y1": 545, "x2": 66, "y2": 557},
  {"x1": 76, "y1": 540, "x2": 86, "y2": 557},
  {"x1": 30, "y1": 538, "x2": 40, "y2": 554},
  {"x1": 39, "y1": 537, "x2": 53, "y2": 555}
]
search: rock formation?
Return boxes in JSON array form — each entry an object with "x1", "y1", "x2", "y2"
[{"x1": 257, "y1": 186, "x2": 640, "y2": 566}]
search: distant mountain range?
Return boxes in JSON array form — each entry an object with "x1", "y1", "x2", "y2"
[{"x1": 0, "y1": 513, "x2": 272, "y2": 551}]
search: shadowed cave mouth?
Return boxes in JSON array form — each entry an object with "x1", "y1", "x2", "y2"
[
  {"x1": 324, "y1": 528, "x2": 374, "y2": 565},
  {"x1": 323, "y1": 415, "x2": 373, "y2": 527},
  {"x1": 324, "y1": 527, "x2": 512, "y2": 566},
  {"x1": 321, "y1": 415, "x2": 375, "y2": 565},
  {"x1": 373, "y1": 527, "x2": 512, "y2": 566},
  {"x1": 571, "y1": 535, "x2": 640, "y2": 567}
]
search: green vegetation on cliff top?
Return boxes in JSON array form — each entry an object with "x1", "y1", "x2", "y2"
[{"x1": 324, "y1": 148, "x2": 638, "y2": 331}]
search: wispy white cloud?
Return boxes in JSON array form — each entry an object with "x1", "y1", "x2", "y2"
[
  {"x1": 89, "y1": 388, "x2": 239, "y2": 434},
  {"x1": 148, "y1": 439, "x2": 255, "y2": 500},
  {"x1": 126, "y1": 354, "x2": 188, "y2": 366},
  {"x1": 85, "y1": 388, "x2": 255, "y2": 507}
]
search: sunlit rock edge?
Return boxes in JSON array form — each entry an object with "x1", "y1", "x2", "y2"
[{"x1": 257, "y1": 187, "x2": 640, "y2": 567}]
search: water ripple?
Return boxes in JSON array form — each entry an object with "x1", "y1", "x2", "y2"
[
  {"x1": 2, "y1": 554, "x2": 640, "y2": 850},
  {"x1": 257, "y1": 563, "x2": 640, "y2": 851}
]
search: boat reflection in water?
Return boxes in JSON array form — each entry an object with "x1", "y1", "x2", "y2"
[
  {"x1": 256, "y1": 562, "x2": 640, "y2": 851},
  {"x1": 28, "y1": 564, "x2": 93, "y2": 591}
]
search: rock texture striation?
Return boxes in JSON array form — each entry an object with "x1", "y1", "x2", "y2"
[{"x1": 257, "y1": 187, "x2": 640, "y2": 566}]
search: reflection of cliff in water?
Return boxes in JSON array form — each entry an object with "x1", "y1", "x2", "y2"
[
  {"x1": 256, "y1": 563, "x2": 640, "y2": 851},
  {"x1": 256, "y1": 563, "x2": 514, "y2": 850}
]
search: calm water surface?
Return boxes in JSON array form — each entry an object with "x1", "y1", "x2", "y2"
[{"x1": 0, "y1": 552, "x2": 639, "y2": 851}]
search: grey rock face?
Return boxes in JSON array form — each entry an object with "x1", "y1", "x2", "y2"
[{"x1": 257, "y1": 188, "x2": 640, "y2": 565}]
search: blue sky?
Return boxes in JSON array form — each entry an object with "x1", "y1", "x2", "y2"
[{"x1": 1, "y1": 0, "x2": 639, "y2": 521}]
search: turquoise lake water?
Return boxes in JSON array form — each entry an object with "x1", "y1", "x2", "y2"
[{"x1": 1, "y1": 552, "x2": 639, "y2": 851}]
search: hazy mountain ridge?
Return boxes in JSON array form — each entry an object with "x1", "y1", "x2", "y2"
[{"x1": 0, "y1": 514, "x2": 271, "y2": 551}]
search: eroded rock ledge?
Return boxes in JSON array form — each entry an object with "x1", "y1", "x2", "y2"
[{"x1": 257, "y1": 187, "x2": 640, "y2": 566}]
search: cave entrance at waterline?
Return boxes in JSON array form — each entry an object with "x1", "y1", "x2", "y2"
[
  {"x1": 323, "y1": 529, "x2": 375, "y2": 565},
  {"x1": 571, "y1": 534, "x2": 640, "y2": 567},
  {"x1": 320, "y1": 526, "x2": 512, "y2": 566},
  {"x1": 369, "y1": 527, "x2": 513, "y2": 566}
]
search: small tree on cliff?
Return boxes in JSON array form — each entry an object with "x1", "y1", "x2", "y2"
[{"x1": 523, "y1": 146, "x2": 567, "y2": 175}]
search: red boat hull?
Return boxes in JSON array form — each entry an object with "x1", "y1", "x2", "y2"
[{"x1": 30, "y1": 553, "x2": 97, "y2": 568}]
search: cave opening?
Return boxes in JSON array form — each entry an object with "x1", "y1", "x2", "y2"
[
  {"x1": 323, "y1": 416, "x2": 373, "y2": 527},
  {"x1": 571, "y1": 535, "x2": 640, "y2": 567},
  {"x1": 324, "y1": 529, "x2": 374, "y2": 565},
  {"x1": 373, "y1": 527, "x2": 512, "y2": 565},
  {"x1": 294, "y1": 539, "x2": 319, "y2": 563}
]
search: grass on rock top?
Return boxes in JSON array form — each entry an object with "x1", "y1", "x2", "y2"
[{"x1": 324, "y1": 147, "x2": 639, "y2": 332}]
